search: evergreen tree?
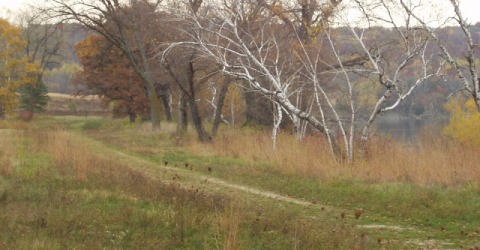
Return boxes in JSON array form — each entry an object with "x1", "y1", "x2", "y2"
[{"x1": 19, "y1": 82, "x2": 50, "y2": 113}]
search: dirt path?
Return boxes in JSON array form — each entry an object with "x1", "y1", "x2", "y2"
[
  {"x1": 110, "y1": 149, "x2": 318, "y2": 208},
  {"x1": 79, "y1": 134, "x2": 453, "y2": 249}
]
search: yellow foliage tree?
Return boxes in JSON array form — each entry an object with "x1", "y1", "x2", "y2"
[
  {"x1": 223, "y1": 83, "x2": 245, "y2": 126},
  {"x1": 444, "y1": 97, "x2": 480, "y2": 145},
  {"x1": 0, "y1": 18, "x2": 38, "y2": 118}
]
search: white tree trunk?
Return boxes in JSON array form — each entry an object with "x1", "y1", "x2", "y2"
[{"x1": 272, "y1": 103, "x2": 283, "y2": 150}]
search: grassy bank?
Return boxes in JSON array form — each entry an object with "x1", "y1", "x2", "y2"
[{"x1": 1, "y1": 116, "x2": 480, "y2": 248}]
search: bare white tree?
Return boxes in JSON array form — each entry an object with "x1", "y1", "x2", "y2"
[
  {"x1": 164, "y1": 0, "x2": 442, "y2": 162},
  {"x1": 347, "y1": 0, "x2": 443, "y2": 153},
  {"x1": 271, "y1": 102, "x2": 283, "y2": 150},
  {"x1": 400, "y1": 0, "x2": 480, "y2": 111}
]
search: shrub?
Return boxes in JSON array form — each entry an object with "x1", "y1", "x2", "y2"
[{"x1": 444, "y1": 98, "x2": 480, "y2": 145}]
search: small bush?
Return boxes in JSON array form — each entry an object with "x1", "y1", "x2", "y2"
[
  {"x1": 67, "y1": 102, "x2": 77, "y2": 112},
  {"x1": 444, "y1": 98, "x2": 480, "y2": 145}
]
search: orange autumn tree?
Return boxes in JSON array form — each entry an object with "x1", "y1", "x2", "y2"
[
  {"x1": 75, "y1": 34, "x2": 150, "y2": 122},
  {"x1": 0, "y1": 18, "x2": 39, "y2": 118}
]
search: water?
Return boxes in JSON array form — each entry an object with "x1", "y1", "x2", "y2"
[{"x1": 373, "y1": 115, "x2": 447, "y2": 142}]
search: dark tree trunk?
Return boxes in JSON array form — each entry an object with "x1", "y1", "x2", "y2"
[
  {"x1": 143, "y1": 72, "x2": 162, "y2": 129},
  {"x1": 164, "y1": 52, "x2": 211, "y2": 142},
  {"x1": 0, "y1": 103, "x2": 4, "y2": 119},
  {"x1": 128, "y1": 112, "x2": 137, "y2": 123},
  {"x1": 188, "y1": 95, "x2": 210, "y2": 142},
  {"x1": 177, "y1": 92, "x2": 189, "y2": 133},
  {"x1": 186, "y1": 61, "x2": 211, "y2": 142},
  {"x1": 166, "y1": 53, "x2": 211, "y2": 142},
  {"x1": 212, "y1": 77, "x2": 231, "y2": 137},
  {"x1": 158, "y1": 84, "x2": 173, "y2": 122},
  {"x1": 128, "y1": 40, "x2": 162, "y2": 129}
]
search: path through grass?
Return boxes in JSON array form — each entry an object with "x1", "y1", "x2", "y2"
[{"x1": 2, "y1": 117, "x2": 480, "y2": 249}]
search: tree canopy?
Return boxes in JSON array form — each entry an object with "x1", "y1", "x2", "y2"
[
  {"x1": 75, "y1": 34, "x2": 150, "y2": 122},
  {"x1": 0, "y1": 18, "x2": 39, "y2": 118}
]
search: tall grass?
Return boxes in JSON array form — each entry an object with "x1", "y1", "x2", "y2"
[
  {"x1": 0, "y1": 133, "x2": 14, "y2": 177},
  {"x1": 221, "y1": 200, "x2": 241, "y2": 250},
  {"x1": 5, "y1": 126, "x2": 361, "y2": 248},
  {"x1": 0, "y1": 122, "x2": 28, "y2": 177},
  {"x1": 37, "y1": 129, "x2": 90, "y2": 181},
  {"x1": 190, "y1": 127, "x2": 480, "y2": 186},
  {"x1": 1, "y1": 127, "x2": 241, "y2": 248},
  {"x1": 359, "y1": 129, "x2": 479, "y2": 186}
]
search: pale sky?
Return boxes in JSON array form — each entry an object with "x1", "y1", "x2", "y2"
[
  {"x1": 452, "y1": 0, "x2": 480, "y2": 24},
  {"x1": 1, "y1": 0, "x2": 480, "y2": 24},
  {"x1": 1, "y1": 0, "x2": 29, "y2": 13}
]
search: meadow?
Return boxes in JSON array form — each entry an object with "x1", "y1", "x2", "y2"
[{"x1": 1, "y1": 116, "x2": 479, "y2": 249}]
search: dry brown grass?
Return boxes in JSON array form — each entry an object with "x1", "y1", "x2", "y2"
[
  {"x1": 46, "y1": 93, "x2": 109, "y2": 116},
  {"x1": 0, "y1": 124, "x2": 28, "y2": 177},
  {"x1": 221, "y1": 200, "x2": 241, "y2": 250},
  {"x1": 1, "y1": 125, "x2": 256, "y2": 248},
  {"x1": 359, "y1": 129, "x2": 480, "y2": 186},
  {"x1": 32, "y1": 128, "x2": 203, "y2": 196},
  {"x1": 47, "y1": 93, "x2": 101, "y2": 100},
  {"x1": 190, "y1": 127, "x2": 480, "y2": 186},
  {"x1": 0, "y1": 130, "x2": 15, "y2": 177},
  {"x1": 37, "y1": 129, "x2": 91, "y2": 181},
  {"x1": 0, "y1": 120, "x2": 30, "y2": 130},
  {"x1": 28, "y1": 127, "x2": 232, "y2": 216},
  {"x1": 190, "y1": 129, "x2": 337, "y2": 177}
]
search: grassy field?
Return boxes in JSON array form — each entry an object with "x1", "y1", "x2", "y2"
[{"x1": 1, "y1": 116, "x2": 480, "y2": 249}]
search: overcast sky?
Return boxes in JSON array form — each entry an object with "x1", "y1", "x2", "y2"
[{"x1": 1, "y1": 0, "x2": 480, "y2": 24}]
